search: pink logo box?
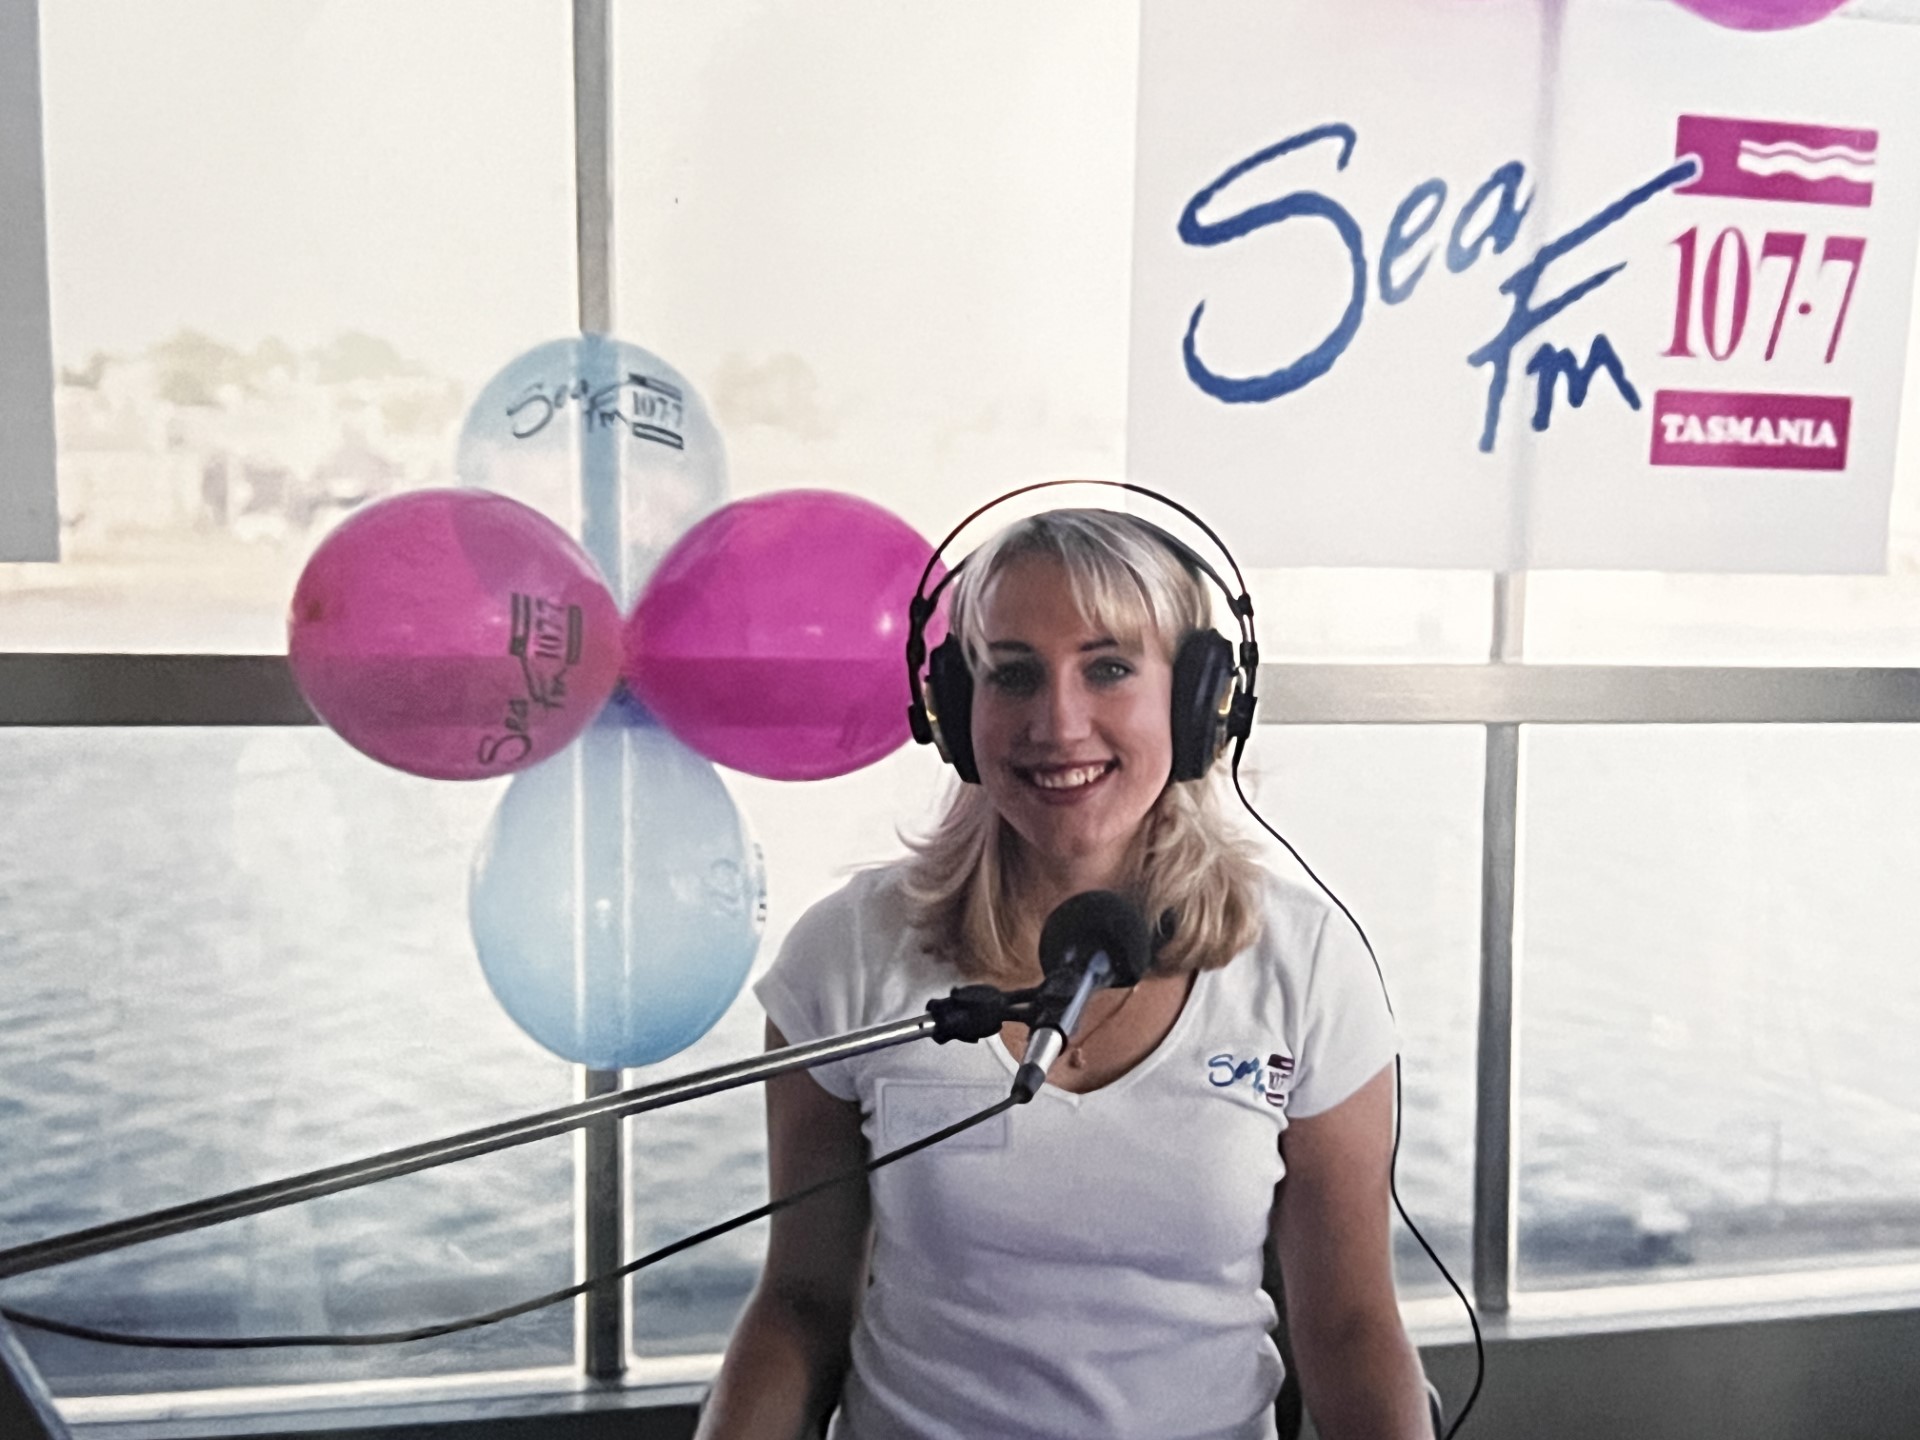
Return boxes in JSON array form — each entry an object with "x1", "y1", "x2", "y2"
[
  {"x1": 1675, "y1": 115, "x2": 1876, "y2": 208},
  {"x1": 1650, "y1": 390, "x2": 1851, "y2": 471}
]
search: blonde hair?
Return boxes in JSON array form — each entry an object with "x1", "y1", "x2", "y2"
[{"x1": 903, "y1": 509, "x2": 1263, "y2": 983}]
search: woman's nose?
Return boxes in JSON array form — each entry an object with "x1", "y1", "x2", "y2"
[{"x1": 1030, "y1": 675, "x2": 1094, "y2": 742}]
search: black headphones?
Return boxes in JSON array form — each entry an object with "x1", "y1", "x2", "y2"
[{"x1": 904, "y1": 481, "x2": 1260, "y2": 785}]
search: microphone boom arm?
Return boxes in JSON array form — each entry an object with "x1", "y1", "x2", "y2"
[{"x1": 0, "y1": 987, "x2": 1036, "y2": 1283}]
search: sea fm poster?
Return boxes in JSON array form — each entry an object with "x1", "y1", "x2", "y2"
[{"x1": 1128, "y1": 0, "x2": 1920, "y2": 571}]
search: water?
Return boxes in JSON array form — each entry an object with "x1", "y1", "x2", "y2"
[
  {"x1": 1516, "y1": 724, "x2": 1920, "y2": 1278},
  {"x1": 3, "y1": 722, "x2": 1920, "y2": 1399},
  {"x1": 0, "y1": 730, "x2": 574, "y2": 1392}
]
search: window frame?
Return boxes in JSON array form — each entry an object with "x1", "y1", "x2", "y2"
[
  {"x1": 10, "y1": 0, "x2": 1920, "y2": 1424},
  {"x1": 11, "y1": 654, "x2": 1920, "y2": 1357}
]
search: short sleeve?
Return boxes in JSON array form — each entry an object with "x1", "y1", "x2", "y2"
[
  {"x1": 1284, "y1": 906, "x2": 1399, "y2": 1119},
  {"x1": 753, "y1": 879, "x2": 870, "y2": 1102}
]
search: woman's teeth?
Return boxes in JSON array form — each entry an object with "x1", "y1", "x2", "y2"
[{"x1": 1029, "y1": 763, "x2": 1110, "y2": 790}]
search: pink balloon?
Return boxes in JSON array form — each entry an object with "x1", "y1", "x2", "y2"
[
  {"x1": 289, "y1": 489, "x2": 623, "y2": 780},
  {"x1": 1670, "y1": 0, "x2": 1848, "y2": 30},
  {"x1": 624, "y1": 490, "x2": 942, "y2": 780}
]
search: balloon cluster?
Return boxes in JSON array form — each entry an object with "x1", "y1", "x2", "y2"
[{"x1": 287, "y1": 335, "x2": 940, "y2": 1068}]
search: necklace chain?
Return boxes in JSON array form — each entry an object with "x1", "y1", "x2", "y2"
[{"x1": 1064, "y1": 983, "x2": 1141, "y2": 1069}]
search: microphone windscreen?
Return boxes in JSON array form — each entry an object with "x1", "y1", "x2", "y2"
[{"x1": 1037, "y1": 891, "x2": 1151, "y2": 986}]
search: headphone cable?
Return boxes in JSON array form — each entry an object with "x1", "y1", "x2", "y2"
[{"x1": 1232, "y1": 763, "x2": 1485, "y2": 1439}]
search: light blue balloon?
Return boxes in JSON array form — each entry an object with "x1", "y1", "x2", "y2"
[
  {"x1": 470, "y1": 716, "x2": 767, "y2": 1069},
  {"x1": 455, "y1": 334, "x2": 728, "y2": 609}
]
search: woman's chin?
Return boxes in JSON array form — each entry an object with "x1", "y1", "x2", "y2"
[{"x1": 1005, "y1": 819, "x2": 1135, "y2": 890}]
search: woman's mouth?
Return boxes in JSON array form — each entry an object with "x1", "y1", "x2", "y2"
[{"x1": 1017, "y1": 761, "x2": 1117, "y2": 794}]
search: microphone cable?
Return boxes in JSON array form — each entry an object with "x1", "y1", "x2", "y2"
[
  {"x1": 1231, "y1": 763, "x2": 1485, "y2": 1440},
  {"x1": 0, "y1": 1095, "x2": 1018, "y2": 1351}
]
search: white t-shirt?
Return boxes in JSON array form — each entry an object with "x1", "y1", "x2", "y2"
[{"x1": 754, "y1": 862, "x2": 1397, "y2": 1440}]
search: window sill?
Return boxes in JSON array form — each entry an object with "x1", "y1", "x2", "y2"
[
  {"x1": 1403, "y1": 1256, "x2": 1920, "y2": 1346},
  {"x1": 62, "y1": 1362, "x2": 713, "y2": 1440}
]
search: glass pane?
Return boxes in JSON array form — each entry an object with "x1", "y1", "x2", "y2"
[
  {"x1": 1521, "y1": 566, "x2": 1920, "y2": 666},
  {"x1": 624, "y1": 748, "x2": 952, "y2": 1359},
  {"x1": 1518, "y1": 726, "x2": 1920, "y2": 1291},
  {"x1": 612, "y1": 0, "x2": 1136, "y2": 529},
  {"x1": 1237, "y1": 726, "x2": 1484, "y2": 1299},
  {"x1": 1246, "y1": 570, "x2": 1496, "y2": 663},
  {"x1": 609, "y1": 0, "x2": 1494, "y2": 667},
  {"x1": 0, "y1": 730, "x2": 577, "y2": 1394},
  {"x1": 6, "y1": 0, "x2": 576, "y2": 653}
]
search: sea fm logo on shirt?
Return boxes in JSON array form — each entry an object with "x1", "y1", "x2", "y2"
[{"x1": 1207, "y1": 1050, "x2": 1296, "y2": 1109}]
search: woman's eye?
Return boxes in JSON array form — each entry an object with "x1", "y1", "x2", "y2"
[
  {"x1": 985, "y1": 663, "x2": 1041, "y2": 696},
  {"x1": 1087, "y1": 658, "x2": 1134, "y2": 685}
]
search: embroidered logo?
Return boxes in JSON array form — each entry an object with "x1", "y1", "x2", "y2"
[
  {"x1": 1207, "y1": 1050, "x2": 1297, "y2": 1109},
  {"x1": 1263, "y1": 1052, "x2": 1296, "y2": 1108}
]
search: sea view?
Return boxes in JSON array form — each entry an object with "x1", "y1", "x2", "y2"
[{"x1": 3, "y1": 707, "x2": 1919, "y2": 1396}]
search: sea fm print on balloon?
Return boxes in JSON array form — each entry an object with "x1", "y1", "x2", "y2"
[
  {"x1": 286, "y1": 488, "x2": 623, "y2": 782},
  {"x1": 456, "y1": 334, "x2": 728, "y2": 610}
]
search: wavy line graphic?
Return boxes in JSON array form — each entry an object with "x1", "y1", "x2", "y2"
[
  {"x1": 1736, "y1": 151, "x2": 1876, "y2": 184},
  {"x1": 1739, "y1": 139, "x2": 1877, "y2": 164}
]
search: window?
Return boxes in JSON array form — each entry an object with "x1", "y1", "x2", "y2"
[
  {"x1": 0, "y1": 730, "x2": 574, "y2": 1391},
  {"x1": 9, "y1": 0, "x2": 1920, "y2": 1422},
  {"x1": 1518, "y1": 724, "x2": 1920, "y2": 1291},
  {"x1": 4, "y1": 0, "x2": 581, "y2": 1395},
  {"x1": 623, "y1": 754, "x2": 951, "y2": 1358},
  {"x1": 1238, "y1": 725, "x2": 1485, "y2": 1297},
  {"x1": 7, "y1": 0, "x2": 576, "y2": 655}
]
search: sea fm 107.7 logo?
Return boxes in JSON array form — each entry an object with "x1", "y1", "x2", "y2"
[{"x1": 1651, "y1": 114, "x2": 1875, "y2": 473}]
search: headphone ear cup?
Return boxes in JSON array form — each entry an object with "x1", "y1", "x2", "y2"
[
  {"x1": 1169, "y1": 629, "x2": 1236, "y2": 782},
  {"x1": 926, "y1": 637, "x2": 981, "y2": 784}
]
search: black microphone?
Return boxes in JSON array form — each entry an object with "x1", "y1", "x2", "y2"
[{"x1": 1010, "y1": 892, "x2": 1151, "y2": 1103}]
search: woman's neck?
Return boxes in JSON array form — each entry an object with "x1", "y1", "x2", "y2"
[{"x1": 1004, "y1": 846, "x2": 1136, "y2": 931}]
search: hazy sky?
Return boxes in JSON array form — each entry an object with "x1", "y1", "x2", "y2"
[
  {"x1": 38, "y1": 0, "x2": 1140, "y2": 419},
  {"x1": 40, "y1": 0, "x2": 580, "y2": 383},
  {"x1": 30, "y1": 0, "x2": 1920, "y2": 670},
  {"x1": 35, "y1": 0, "x2": 1920, "y2": 575}
]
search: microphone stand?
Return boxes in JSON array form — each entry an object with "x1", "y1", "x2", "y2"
[
  {"x1": 1011, "y1": 955, "x2": 1112, "y2": 1104},
  {"x1": 1, "y1": 1310, "x2": 71, "y2": 1440},
  {"x1": 0, "y1": 985, "x2": 1028, "y2": 1284}
]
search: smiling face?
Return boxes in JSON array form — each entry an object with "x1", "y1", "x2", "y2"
[{"x1": 970, "y1": 553, "x2": 1175, "y2": 895}]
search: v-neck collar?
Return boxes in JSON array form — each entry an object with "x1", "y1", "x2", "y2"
[{"x1": 985, "y1": 968, "x2": 1208, "y2": 1107}]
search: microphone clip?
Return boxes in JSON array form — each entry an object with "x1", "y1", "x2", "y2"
[{"x1": 926, "y1": 983, "x2": 1037, "y2": 1043}]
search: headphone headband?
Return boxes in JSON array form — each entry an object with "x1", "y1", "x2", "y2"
[{"x1": 912, "y1": 479, "x2": 1254, "y2": 626}]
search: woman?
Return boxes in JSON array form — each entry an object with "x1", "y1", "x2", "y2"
[{"x1": 697, "y1": 509, "x2": 1433, "y2": 1440}]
